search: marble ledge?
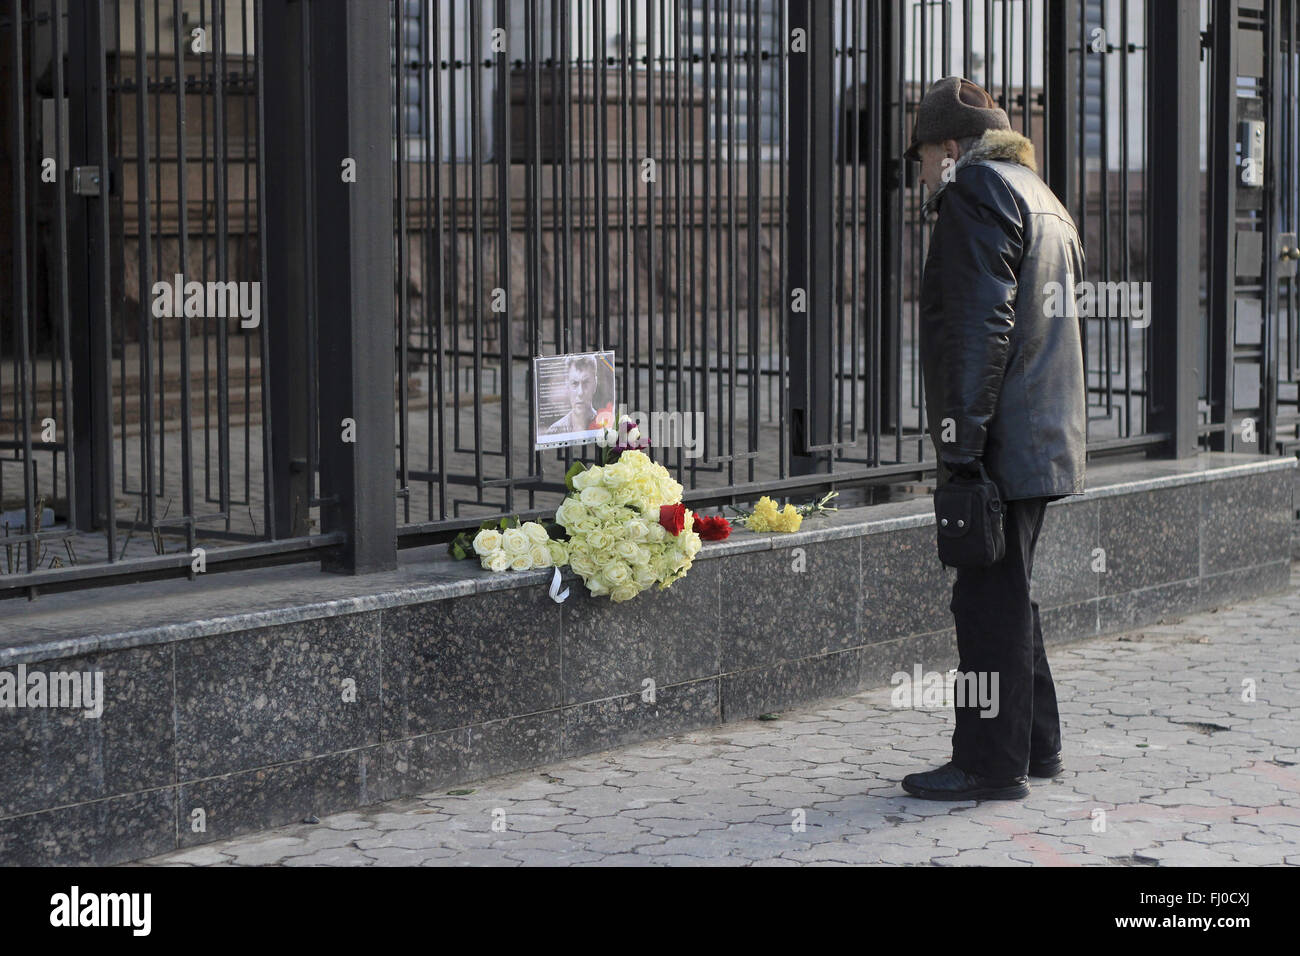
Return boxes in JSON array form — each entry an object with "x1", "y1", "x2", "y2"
[{"x1": 0, "y1": 452, "x2": 1292, "y2": 668}]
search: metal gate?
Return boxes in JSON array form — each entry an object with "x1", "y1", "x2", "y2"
[
  {"x1": 1206, "y1": 0, "x2": 1300, "y2": 456},
  {"x1": 1, "y1": 0, "x2": 335, "y2": 598}
]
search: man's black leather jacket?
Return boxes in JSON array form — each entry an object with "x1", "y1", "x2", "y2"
[{"x1": 919, "y1": 129, "x2": 1088, "y2": 501}]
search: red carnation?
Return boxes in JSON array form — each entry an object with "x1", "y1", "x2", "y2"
[
  {"x1": 695, "y1": 515, "x2": 732, "y2": 541},
  {"x1": 658, "y1": 503, "x2": 687, "y2": 536}
]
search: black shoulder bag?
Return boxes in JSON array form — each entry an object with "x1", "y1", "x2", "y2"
[{"x1": 933, "y1": 463, "x2": 1006, "y2": 569}]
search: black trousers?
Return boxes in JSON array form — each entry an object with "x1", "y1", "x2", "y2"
[{"x1": 948, "y1": 496, "x2": 1061, "y2": 780}]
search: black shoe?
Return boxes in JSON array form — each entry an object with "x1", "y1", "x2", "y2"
[
  {"x1": 901, "y1": 761, "x2": 1030, "y2": 801},
  {"x1": 1028, "y1": 752, "x2": 1064, "y2": 778}
]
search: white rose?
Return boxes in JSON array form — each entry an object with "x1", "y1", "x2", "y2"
[
  {"x1": 615, "y1": 540, "x2": 641, "y2": 564},
  {"x1": 524, "y1": 522, "x2": 551, "y2": 545},
  {"x1": 472, "y1": 529, "x2": 502, "y2": 555},
  {"x1": 483, "y1": 550, "x2": 512, "y2": 572},
  {"x1": 587, "y1": 530, "x2": 610, "y2": 552},
  {"x1": 604, "y1": 562, "x2": 631, "y2": 587},
  {"x1": 556, "y1": 499, "x2": 587, "y2": 527},
  {"x1": 529, "y1": 543, "x2": 552, "y2": 568},
  {"x1": 580, "y1": 485, "x2": 612, "y2": 507},
  {"x1": 510, "y1": 552, "x2": 533, "y2": 571},
  {"x1": 501, "y1": 527, "x2": 530, "y2": 555}
]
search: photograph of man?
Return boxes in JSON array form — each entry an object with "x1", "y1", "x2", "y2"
[{"x1": 545, "y1": 353, "x2": 613, "y2": 434}]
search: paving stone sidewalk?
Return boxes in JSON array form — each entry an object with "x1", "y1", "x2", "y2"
[{"x1": 141, "y1": 566, "x2": 1300, "y2": 867}]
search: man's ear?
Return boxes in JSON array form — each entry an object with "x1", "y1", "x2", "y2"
[{"x1": 942, "y1": 139, "x2": 961, "y2": 162}]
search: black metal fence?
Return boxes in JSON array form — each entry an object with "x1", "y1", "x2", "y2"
[
  {"x1": 390, "y1": 0, "x2": 1183, "y2": 543},
  {"x1": 0, "y1": 0, "x2": 1293, "y2": 598}
]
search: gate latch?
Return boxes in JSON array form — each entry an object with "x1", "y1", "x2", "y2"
[
  {"x1": 71, "y1": 166, "x2": 103, "y2": 196},
  {"x1": 1280, "y1": 233, "x2": 1299, "y2": 279}
]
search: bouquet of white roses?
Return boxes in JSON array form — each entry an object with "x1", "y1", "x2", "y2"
[
  {"x1": 447, "y1": 415, "x2": 705, "y2": 603},
  {"x1": 555, "y1": 449, "x2": 702, "y2": 602},
  {"x1": 449, "y1": 517, "x2": 569, "y2": 572}
]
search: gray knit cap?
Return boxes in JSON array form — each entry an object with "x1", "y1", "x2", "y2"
[{"x1": 903, "y1": 76, "x2": 1010, "y2": 161}]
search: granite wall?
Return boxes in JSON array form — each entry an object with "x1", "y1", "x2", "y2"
[{"x1": 0, "y1": 454, "x2": 1293, "y2": 865}]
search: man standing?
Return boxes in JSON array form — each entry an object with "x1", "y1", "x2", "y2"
[{"x1": 901, "y1": 77, "x2": 1087, "y2": 801}]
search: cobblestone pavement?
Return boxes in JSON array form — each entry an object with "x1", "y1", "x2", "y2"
[{"x1": 141, "y1": 566, "x2": 1300, "y2": 867}]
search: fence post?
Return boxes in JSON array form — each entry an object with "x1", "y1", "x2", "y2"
[
  {"x1": 309, "y1": 1, "x2": 397, "y2": 573},
  {"x1": 787, "y1": 0, "x2": 835, "y2": 476},
  {"x1": 262, "y1": 0, "x2": 312, "y2": 540},
  {"x1": 1146, "y1": 0, "x2": 1202, "y2": 459},
  {"x1": 1044, "y1": 0, "x2": 1078, "y2": 214},
  {"x1": 65, "y1": 0, "x2": 115, "y2": 539}
]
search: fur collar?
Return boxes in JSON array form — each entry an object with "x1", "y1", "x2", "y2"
[{"x1": 922, "y1": 128, "x2": 1037, "y2": 217}]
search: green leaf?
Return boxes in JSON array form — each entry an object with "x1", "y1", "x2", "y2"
[
  {"x1": 758, "y1": 713, "x2": 781, "y2": 721},
  {"x1": 446, "y1": 788, "x2": 476, "y2": 796}
]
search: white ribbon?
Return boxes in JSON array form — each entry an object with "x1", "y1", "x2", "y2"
[{"x1": 548, "y1": 566, "x2": 570, "y2": 604}]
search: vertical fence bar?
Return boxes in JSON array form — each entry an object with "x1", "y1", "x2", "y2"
[
  {"x1": 171, "y1": 0, "x2": 194, "y2": 554},
  {"x1": 51, "y1": 0, "x2": 78, "y2": 549},
  {"x1": 1147, "y1": 0, "x2": 1202, "y2": 457},
  {"x1": 264, "y1": 0, "x2": 310, "y2": 539},
  {"x1": 8, "y1": 0, "x2": 36, "y2": 572},
  {"x1": 310, "y1": 0, "x2": 397, "y2": 573},
  {"x1": 787, "y1": 0, "x2": 833, "y2": 473},
  {"x1": 1046, "y1": 0, "x2": 1078, "y2": 213},
  {"x1": 495, "y1": 0, "x2": 513, "y2": 512},
  {"x1": 1263, "y1": 0, "x2": 1284, "y2": 452},
  {"x1": 395, "y1": 0, "x2": 409, "y2": 524},
  {"x1": 67, "y1": 0, "x2": 116, "y2": 557}
]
